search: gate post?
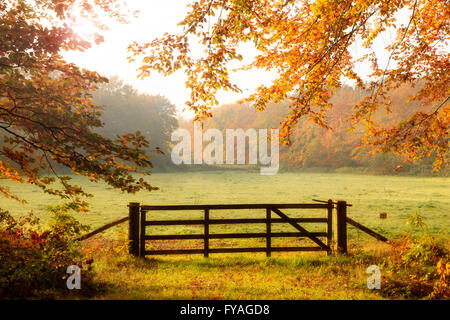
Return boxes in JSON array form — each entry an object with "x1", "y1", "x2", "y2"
[
  {"x1": 140, "y1": 209, "x2": 146, "y2": 257},
  {"x1": 326, "y1": 199, "x2": 333, "y2": 256},
  {"x1": 204, "y1": 209, "x2": 210, "y2": 258},
  {"x1": 266, "y1": 208, "x2": 271, "y2": 258},
  {"x1": 334, "y1": 200, "x2": 348, "y2": 254},
  {"x1": 128, "y1": 202, "x2": 140, "y2": 257}
]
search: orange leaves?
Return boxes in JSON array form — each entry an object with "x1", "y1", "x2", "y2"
[
  {"x1": 0, "y1": 161, "x2": 22, "y2": 183},
  {"x1": 130, "y1": 0, "x2": 448, "y2": 171},
  {"x1": 0, "y1": 1, "x2": 158, "y2": 209},
  {"x1": 364, "y1": 103, "x2": 449, "y2": 171}
]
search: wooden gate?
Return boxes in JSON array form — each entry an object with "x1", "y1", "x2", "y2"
[{"x1": 128, "y1": 200, "x2": 350, "y2": 257}]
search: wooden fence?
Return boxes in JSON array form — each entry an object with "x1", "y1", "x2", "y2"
[{"x1": 127, "y1": 200, "x2": 351, "y2": 257}]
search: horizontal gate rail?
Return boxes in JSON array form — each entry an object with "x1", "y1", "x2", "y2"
[
  {"x1": 140, "y1": 203, "x2": 330, "y2": 210},
  {"x1": 144, "y1": 247, "x2": 325, "y2": 256},
  {"x1": 144, "y1": 232, "x2": 328, "y2": 240},
  {"x1": 144, "y1": 217, "x2": 328, "y2": 226}
]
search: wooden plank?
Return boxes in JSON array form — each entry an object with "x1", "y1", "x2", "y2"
[
  {"x1": 327, "y1": 199, "x2": 333, "y2": 256},
  {"x1": 141, "y1": 203, "x2": 329, "y2": 211},
  {"x1": 145, "y1": 234, "x2": 205, "y2": 240},
  {"x1": 145, "y1": 249, "x2": 204, "y2": 255},
  {"x1": 271, "y1": 208, "x2": 329, "y2": 251},
  {"x1": 266, "y1": 208, "x2": 271, "y2": 257},
  {"x1": 128, "y1": 202, "x2": 140, "y2": 257},
  {"x1": 144, "y1": 232, "x2": 328, "y2": 241},
  {"x1": 140, "y1": 209, "x2": 146, "y2": 257},
  {"x1": 212, "y1": 246, "x2": 327, "y2": 253},
  {"x1": 76, "y1": 216, "x2": 129, "y2": 242},
  {"x1": 210, "y1": 232, "x2": 327, "y2": 239},
  {"x1": 145, "y1": 217, "x2": 327, "y2": 226},
  {"x1": 204, "y1": 209, "x2": 209, "y2": 257},
  {"x1": 270, "y1": 246, "x2": 325, "y2": 252},
  {"x1": 145, "y1": 219, "x2": 204, "y2": 226},
  {"x1": 209, "y1": 248, "x2": 267, "y2": 253},
  {"x1": 270, "y1": 232, "x2": 327, "y2": 237},
  {"x1": 347, "y1": 217, "x2": 388, "y2": 242},
  {"x1": 313, "y1": 199, "x2": 353, "y2": 207},
  {"x1": 334, "y1": 201, "x2": 348, "y2": 254},
  {"x1": 144, "y1": 246, "x2": 327, "y2": 255}
]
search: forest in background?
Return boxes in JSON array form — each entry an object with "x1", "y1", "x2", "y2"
[
  {"x1": 67, "y1": 77, "x2": 445, "y2": 176},
  {"x1": 92, "y1": 77, "x2": 178, "y2": 171},
  {"x1": 179, "y1": 83, "x2": 446, "y2": 176}
]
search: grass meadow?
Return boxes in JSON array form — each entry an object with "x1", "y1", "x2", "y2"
[
  {"x1": 1, "y1": 170, "x2": 449, "y2": 299},
  {"x1": 2, "y1": 170, "x2": 449, "y2": 237}
]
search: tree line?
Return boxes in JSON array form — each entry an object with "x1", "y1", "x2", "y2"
[
  {"x1": 92, "y1": 77, "x2": 179, "y2": 171},
  {"x1": 50, "y1": 78, "x2": 445, "y2": 176},
  {"x1": 178, "y1": 83, "x2": 446, "y2": 175}
]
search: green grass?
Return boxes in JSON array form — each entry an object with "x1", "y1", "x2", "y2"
[
  {"x1": 86, "y1": 239, "x2": 391, "y2": 300},
  {"x1": 1, "y1": 171, "x2": 449, "y2": 238},
  {"x1": 2, "y1": 170, "x2": 449, "y2": 299}
]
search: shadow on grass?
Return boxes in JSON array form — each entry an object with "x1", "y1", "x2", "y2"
[{"x1": 126, "y1": 253, "x2": 356, "y2": 270}]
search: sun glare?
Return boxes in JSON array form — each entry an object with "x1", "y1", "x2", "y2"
[{"x1": 70, "y1": 16, "x2": 97, "y2": 40}]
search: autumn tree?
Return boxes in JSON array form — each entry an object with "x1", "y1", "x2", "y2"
[
  {"x1": 129, "y1": 0, "x2": 449, "y2": 171},
  {"x1": 93, "y1": 76, "x2": 178, "y2": 170},
  {"x1": 0, "y1": 0, "x2": 156, "y2": 210}
]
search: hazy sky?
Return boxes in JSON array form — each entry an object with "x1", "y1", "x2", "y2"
[
  {"x1": 63, "y1": 0, "x2": 274, "y2": 118},
  {"x1": 63, "y1": 1, "x2": 403, "y2": 118}
]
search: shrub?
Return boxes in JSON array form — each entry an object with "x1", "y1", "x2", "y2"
[
  {"x1": 382, "y1": 213, "x2": 450, "y2": 299},
  {"x1": 0, "y1": 206, "x2": 96, "y2": 299},
  {"x1": 430, "y1": 258, "x2": 450, "y2": 299}
]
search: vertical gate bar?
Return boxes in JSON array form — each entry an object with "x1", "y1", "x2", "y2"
[
  {"x1": 334, "y1": 200, "x2": 348, "y2": 254},
  {"x1": 140, "y1": 209, "x2": 146, "y2": 257},
  {"x1": 266, "y1": 208, "x2": 271, "y2": 257},
  {"x1": 204, "y1": 209, "x2": 209, "y2": 258},
  {"x1": 327, "y1": 199, "x2": 333, "y2": 255},
  {"x1": 128, "y1": 202, "x2": 140, "y2": 257}
]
